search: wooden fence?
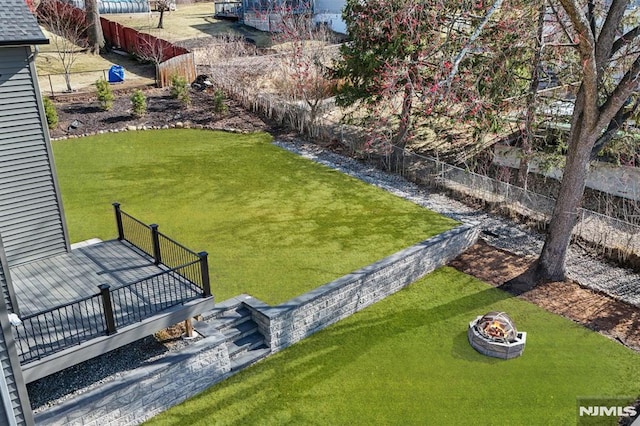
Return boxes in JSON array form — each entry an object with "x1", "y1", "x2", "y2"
[
  {"x1": 157, "y1": 53, "x2": 197, "y2": 88},
  {"x1": 48, "y1": 1, "x2": 195, "y2": 87},
  {"x1": 100, "y1": 18, "x2": 193, "y2": 87},
  {"x1": 100, "y1": 18, "x2": 189, "y2": 62}
]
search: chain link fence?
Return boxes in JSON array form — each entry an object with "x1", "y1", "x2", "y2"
[
  {"x1": 215, "y1": 78, "x2": 640, "y2": 261},
  {"x1": 39, "y1": 69, "x2": 111, "y2": 97}
]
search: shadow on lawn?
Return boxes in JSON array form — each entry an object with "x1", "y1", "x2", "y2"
[{"x1": 157, "y1": 283, "x2": 514, "y2": 424}]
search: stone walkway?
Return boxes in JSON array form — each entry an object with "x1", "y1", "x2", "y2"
[{"x1": 275, "y1": 139, "x2": 640, "y2": 308}]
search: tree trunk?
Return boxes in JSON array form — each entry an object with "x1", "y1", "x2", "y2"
[
  {"x1": 393, "y1": 83, "x2": 414, "y2": 149},
  {"x1": 64, "y1": 72, "x2": 72, "y2": 92},
  {"x1": 536, "y1": 124, "x2": 595, "y2": 281},
  {"x1": 85, "y1": 0, "x2": 104, "y2": 54},
  {"x1": 387, "y1": 83, "x2": 413, "y2": 172},
  {"x1": 158, "y1": 9, "x2": 166, "y2": 29}
]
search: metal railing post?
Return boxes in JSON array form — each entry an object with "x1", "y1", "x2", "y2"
[
  {"x1": 150, "y1": 224, "x2": 162, "y2": 265},
  {"x1": 113, "y1": 202, "x2": 124, "y2": 240},
  {"x1": 98, "y1": 284, "x2": 117, "y2": 335},
  {"x1": 198, "y1": 251, "x2": 211, "y2": 297}
]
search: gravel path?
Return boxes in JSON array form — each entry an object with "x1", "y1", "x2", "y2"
[{"x1": 274, "y1": 139, "x2": 640, "y2": 307}]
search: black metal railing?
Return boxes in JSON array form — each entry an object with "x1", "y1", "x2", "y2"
[
  {"x1": 114, "y1": 203, "x2": 155, "y2": 258},
  {"x1": 109, "y1": 264, "x2": 203, "y2": 330},
  {"x1": 14, "y1": 262, "x2": 205, "y2": 364},
  {"x1": 13, "y1": 293, "x2": 106, "y2": 364},
  {"x1": 13, "y1": 205, "x2": 213, "y2": 364},
  {"x1": 113, "y1": 203, "x2": 211, "y2": 297}
]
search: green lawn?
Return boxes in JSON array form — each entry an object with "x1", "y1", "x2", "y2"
[
  {"x1": 52, "y1": 129, "x2": 457, "y2": 304},
  {"x1": 145, "y1": 267, "x2": 640, "y2": 426}
]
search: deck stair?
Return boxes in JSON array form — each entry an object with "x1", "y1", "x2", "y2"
[{"x1": 193, "y1": 304, "x2": 269, "y2": 371}]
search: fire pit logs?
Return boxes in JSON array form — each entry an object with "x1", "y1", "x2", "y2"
[{"x1": 468, "y1": 312, "x2": 526, "y2": 359}]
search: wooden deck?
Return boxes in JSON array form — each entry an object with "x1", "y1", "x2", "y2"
[
  {"x1": 8, "y1": 239, "x2": 213, "y2": 375},
  {"x1": 11, "y1": 239, "x2": 170, "y2": 316}
]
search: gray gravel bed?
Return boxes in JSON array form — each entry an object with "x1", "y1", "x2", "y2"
[
  {"x1": 28, "y1": 335, "x2": 197, "y2": 413},
  {"x1": 274, "y1": 139, "x2": 640, "y2": 307}
]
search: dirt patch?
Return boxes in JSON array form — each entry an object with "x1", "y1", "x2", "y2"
[{"x1": 450, "y1": 239, "x2": 640, "y2": 352}]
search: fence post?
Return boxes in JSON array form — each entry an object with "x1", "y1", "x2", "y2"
[
  {"x1": 151, "y1": 224, "x2": 162, "y2": 265},
  {"x1": 198, "y1": 251, "x2": 211, "y2": 297},
  {"x1": 113, "y1": 202, "x2": 124, "y2": 240},
  {"x1": 98, "y1": 284, "x2": 117, "y2": 335}
]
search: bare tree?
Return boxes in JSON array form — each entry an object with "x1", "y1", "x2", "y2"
[
  {"x1": 272, "y1": 3, "x2": 338, "y2": 135},
  {"x1": 37, "y1": 0, "x2": 90, "y2": 92},
  {"x1": 155, "y1": 0, "x2": 171, "y2": 29},
  {"x1": 136, "y1": 34, "x2": 169, "y2": 84}
]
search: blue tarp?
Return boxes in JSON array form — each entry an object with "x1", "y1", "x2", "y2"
[{"x1": 108, "y1": 65, "x2": 125, "y2": 83}]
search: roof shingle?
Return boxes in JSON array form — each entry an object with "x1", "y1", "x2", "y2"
[{"x1": 0, "y1": 0, "x2": 48, "y2": 46}]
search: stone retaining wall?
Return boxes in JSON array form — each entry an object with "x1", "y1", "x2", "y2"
[
  {"x1": 32, "y1": 222, "x2": 478, "y2": 425},
  {"x1": 245, "y1": 222, "x2": 479, "y2": 352}
]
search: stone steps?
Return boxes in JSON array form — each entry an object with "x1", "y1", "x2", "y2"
[{"x1": 194, "y1": 302, "x2": 269, "y2": 372}]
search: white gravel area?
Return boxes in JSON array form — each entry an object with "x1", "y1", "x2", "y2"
[{"x1": 274, "y1": 139, "x2": 640, "y2": 307}]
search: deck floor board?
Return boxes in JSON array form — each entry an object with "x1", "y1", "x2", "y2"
[
  {"x1": 8, "y1": 239, "x2": 206, "y2": 365},
  {"x1": 10, "y1": 240, "x2": 165, "y2": 316}
]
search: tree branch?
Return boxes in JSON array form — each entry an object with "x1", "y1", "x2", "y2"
[
  {"x1": 558, "y1": 0, "x2": 599, "y2": 131},
  {"x1": 596, "y1": 52, "x2": 640, "y2": 131},
  {"x1": 590, "y1": 96, "x2": 640, "y2": 159},
  {"x1": 548, "y1": 0, "x2": 576, "y2": 45},
  {"x1": 443, "y1": 0, "x2": 504, "y2": 89},
  {"x1": 594, "y1": 0, "x2": 628, "y2": 74},
  {"x1": 612, "y1": 25, "x2": 640, "y2": 56}
]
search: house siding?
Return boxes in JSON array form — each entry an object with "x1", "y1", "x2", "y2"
[
  {"x1": 0, "y1": 47, "x2": 68, "y2": 267},
  {"x1": 0, "y1": 304, "x2": 33, "y2": 426},
  {"x1": 314, "y1": 0, "x2": 343, "y2": 13},
  {"x1": 0, "y1": 252, "x2": 14, "y2": 314},
  {"x1": 314, "y1": 0, "x2": 346, "y2": 34}
]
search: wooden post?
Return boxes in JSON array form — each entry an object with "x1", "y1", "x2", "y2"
[
  {"x1": 150, "y1": 224, "x2": 162, "y2": 265},
  {"x1": 113, "y1": 202, "x2": 124, "y2": 240},
  {"x1": 98, "y1": 284, "x2": 117, "y2": 335},
  {"x1": 184, "y1": 318, "x2": 194, "y2": 338}
]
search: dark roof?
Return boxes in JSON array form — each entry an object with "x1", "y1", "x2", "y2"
[{"x1": 0, "y1": 0, "x2": 49, "y2": 46}]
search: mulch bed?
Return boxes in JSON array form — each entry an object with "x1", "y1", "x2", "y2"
[
  {"x1": 49, "y1": 87, "x2": 277, "y2": 139},
  {"x1": 450, "y1": 239, "x2": 640, "y2": 353}
]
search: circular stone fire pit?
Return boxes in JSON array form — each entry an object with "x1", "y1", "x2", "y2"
[{"x1": 468, "y1": 311, "x2": 526, "y2": 359}]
